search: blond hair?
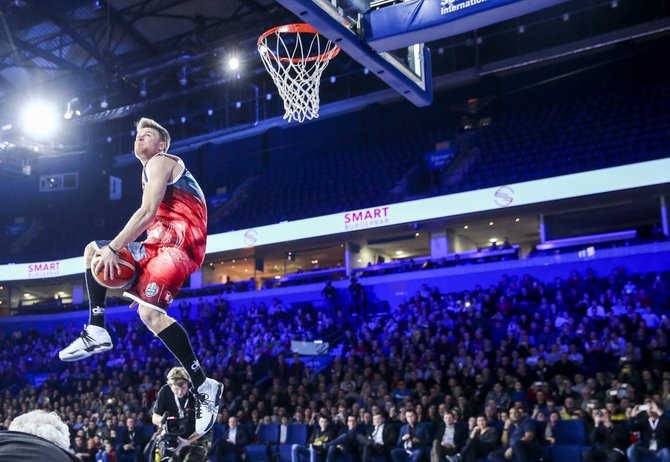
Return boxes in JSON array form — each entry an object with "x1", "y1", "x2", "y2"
[
  {"x1": 136, "y1": 117, "x2": 171, "y2": 151},
  {"x1": 9, "y1": 410, "x2": 71, "y2": 451},
  {"x1": 167, "y1": 366, "x2": 191, "y2": 384}
]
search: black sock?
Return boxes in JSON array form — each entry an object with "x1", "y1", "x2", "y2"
[
  {"x1": 157, "y1": 323, "x2": 207, "y2": 389},
  {"x1": 86, "y1": 268, "x2": 107, "y2": 328}
]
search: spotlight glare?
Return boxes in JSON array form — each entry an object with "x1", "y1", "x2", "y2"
[
  {"x1": 227, "y1": 56, "x2": 241, "y2": 71},
  {"x1": 21, "y1": 100, "x2": 59, "y2": 139}
]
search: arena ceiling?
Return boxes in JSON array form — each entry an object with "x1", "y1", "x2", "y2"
[
  {"x1": 0, "y1": 0, "x2": 297, "y2": 126},
  {"x1": 0, "y1": 0, "x2": 668, "y2": 160}
]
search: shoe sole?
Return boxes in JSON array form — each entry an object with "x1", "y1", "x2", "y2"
[{"x1": 59, "y1": 343, "x2": 113, "y2": 362}]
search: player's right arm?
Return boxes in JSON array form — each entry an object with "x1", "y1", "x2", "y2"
[{"x1": 94, "y1": 156, "x2": 172, "y2": 279}]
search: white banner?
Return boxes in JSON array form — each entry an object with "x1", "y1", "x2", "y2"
[{"x1": 2, "y1": 157, "x2": 669, "y2": 282}]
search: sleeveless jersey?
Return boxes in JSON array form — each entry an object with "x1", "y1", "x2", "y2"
[{"x1": 142, "y1": 154, "x2": 207, "y2": 268}]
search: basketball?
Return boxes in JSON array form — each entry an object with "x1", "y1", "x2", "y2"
[{"x1": 91, "y1": 248, "x2": 137, "y2": 289}]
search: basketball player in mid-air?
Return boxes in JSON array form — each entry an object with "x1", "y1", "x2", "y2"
[{"x1": 58, "y1": 117, "x2": 223, "y2": 436}]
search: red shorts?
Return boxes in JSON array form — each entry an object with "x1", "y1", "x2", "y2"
[{"x1": 95, "y1": 241, "x2": 197, "y2": 313}]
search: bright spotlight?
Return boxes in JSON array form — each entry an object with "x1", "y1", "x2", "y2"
[
  {"x1": 20, "y1": 100, "x2": 60, "y2": 139},
  {"x1": 227, "y1": 56, "x2": 241, "y2": 71}
]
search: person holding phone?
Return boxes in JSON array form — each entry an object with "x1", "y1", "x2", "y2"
[
  {"x1": 583, "y1": 408, "x2": 628, "y2": 462},
  {"x1": 627, "y1": 401, "x2": 670, "y2": 462}
]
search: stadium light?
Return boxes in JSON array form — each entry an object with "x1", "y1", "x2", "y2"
[
  {"x1": 227, "y1": 55, "x2": 241, "y2": 72},
  {"x1": 20, "y1": 100, "x2": 60, "y2": 139}
]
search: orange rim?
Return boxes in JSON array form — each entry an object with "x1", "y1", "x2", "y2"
[{"x1": 258, "y1": 23, "x2": 341, "y2": 63}]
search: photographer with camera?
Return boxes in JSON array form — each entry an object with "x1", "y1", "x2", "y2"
[
  {"x1": 151, "y1": 367, "x2": 212, "y2": 462},
  {"x1": 583, "y1": 408, "x2": 628, "y2": 462}
]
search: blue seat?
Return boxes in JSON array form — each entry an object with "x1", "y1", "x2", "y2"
[
  {"x1": 553, "y1": 420, "x2": 587, "y2": 445},
  {"x1": 278, "y1": 424, "x2": 309, "y2": 462},
  {"x1": 246, "y1": 424, "x2": 280, "y2": 462},
  {"x1": 212, "y1": 424, "x2": 227, "y2": 446}
]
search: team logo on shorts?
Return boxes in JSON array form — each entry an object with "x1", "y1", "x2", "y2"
[
  {"x1": 164, "y1": 291, "x2": 173, "y2": 305},
  {"x1": 145, "y1": 282, "x2": 159, "y2": 298}
]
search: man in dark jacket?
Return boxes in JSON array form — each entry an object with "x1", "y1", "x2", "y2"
[
  {"x1": 215, "y1": 416, "x2": 250, "y2": 462},
  {"x1": 1, "y1": 410, "x2": 79, "y2": 462},
  {"x1": 358, "y1": 412, "x2": 399, "y2": 462},
  {"x1": 391, "y1": 409, "x2": 431, "y2": 462},
  {"x1": 326, "y1": 415, "x2": 363, "y2": 462},
  {"x1": 116, "y1": 417, "x2": 149, "y2": 462},
  {"x1": 583, "y1": 408, "x2": 628, "y2": 462},
  {"x1": 431, "y1": 411, "x2": 467, "y2": 462},
  {"x1": 627, "y1": 401, "x2": 670, "y2": 462}
]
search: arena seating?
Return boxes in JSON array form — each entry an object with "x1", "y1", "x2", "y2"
[{"x1": 1, "y1": 263, "x2": 669, "y2": 462}]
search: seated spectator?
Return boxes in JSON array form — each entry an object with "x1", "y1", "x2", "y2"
[
  {"x1": 488, "y1": 408, "x2": 541, "y2": 462},
  {"x1": 214, "y1": 416, "x2": 250, "y2": 462},
  {"x1": 391, "y1": 409, "x2": 430, "y2": 462},
  {"x1": 1, "y1": 410, "x2": 79, "y2": 461},
  {"x1": 358, "y1": 412, "x2": 398, "y2": 462},
  {"x1": 485, "y1": 383, "x2": 511, "y2": 412},
  {"x1": 431, "y1": 411, "x2": 467, "y2": 462},
  {"x1": 325, "y1": 415, "x2": 362, "y2": 462},
  {"x1": 73, "y1": 434, "x2": 91, "y2": 461},
  {"x1": 542, "y1": 411, "x2": 560, "y2": 445},
  {"x1": 96, "y1": 439, "x2": 116, "y2": 462},
  {"x1": 584, "y1": 408, "x2": 628, "y2": 462},
  {"x1": 116, "y1": 418, "x2": 147, "y2": 462},
  {"x1": 459, "y1": 415, "x2": 500, "y2": 462},
  {"x1": 292, "y1": 414, "x2": 335, "y2": 462},
  {"x1": 627, "y1": 401, "x2": 670, "y2": 462}
]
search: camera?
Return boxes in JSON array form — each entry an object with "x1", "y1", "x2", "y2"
[
  {"x1": 165, "y1": 416, "x2": 188, "y2": 435},
  {"x1": 155, "y1": 416, "x2": 188, "y2": 462},
  {"x1": 639, "y1": 404, "x2": 649, "y2": 412}
]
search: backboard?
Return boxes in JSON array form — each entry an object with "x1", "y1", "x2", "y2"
[{"x1": 276, "y1": 0, "x2": 571, "y2": 107}]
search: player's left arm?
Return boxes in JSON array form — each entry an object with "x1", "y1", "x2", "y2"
[{"x1": 95, "y1": 156, "x2": 171, "y2": 279}]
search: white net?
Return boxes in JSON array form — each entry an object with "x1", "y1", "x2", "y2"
[{"x1": 258, "y1": 24, "x2": 340, "y2": 123}]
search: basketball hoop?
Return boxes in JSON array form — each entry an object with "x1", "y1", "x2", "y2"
[{"x1": 258, "y1": 24, "x2": 340, "y2": 123}]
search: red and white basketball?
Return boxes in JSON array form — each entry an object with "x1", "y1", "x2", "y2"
[{"x1": 91, "y1": 248, "x2": 137, "y2": 289}]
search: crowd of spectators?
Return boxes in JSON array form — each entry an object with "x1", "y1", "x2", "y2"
[{"x1": 0, "y1": 265, "x2": 669, "y2": 462}]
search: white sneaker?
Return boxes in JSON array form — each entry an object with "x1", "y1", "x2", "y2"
[
  {"x1": 193, "y1": 378, "x2": 223, "y2": 435},
  {"x1": 58, "y1": 325, "x2": 113, "y2": 362}
]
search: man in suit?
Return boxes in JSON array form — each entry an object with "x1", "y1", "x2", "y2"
[
  {"x1": 431, "y1": 411, "x2": 468, "y2": 462},
  {"x1": 358, "y1": 412, "x2": 399, "y2": 462},
  {"x1": 391, "y1": 409, "x2": 431, "y2": 462},
  {"x1": 116, "y1": 417, "x2": 149, "y2": 462},
  {"x1": 583, "y1": 407, "x2": 628, "y2": 462},
  {"x1": 215, "y1": 416, "x2": 250, "y2": 462},
  {"x1": 627, "y1": 401, "x2": 670, "y2": 462}
]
